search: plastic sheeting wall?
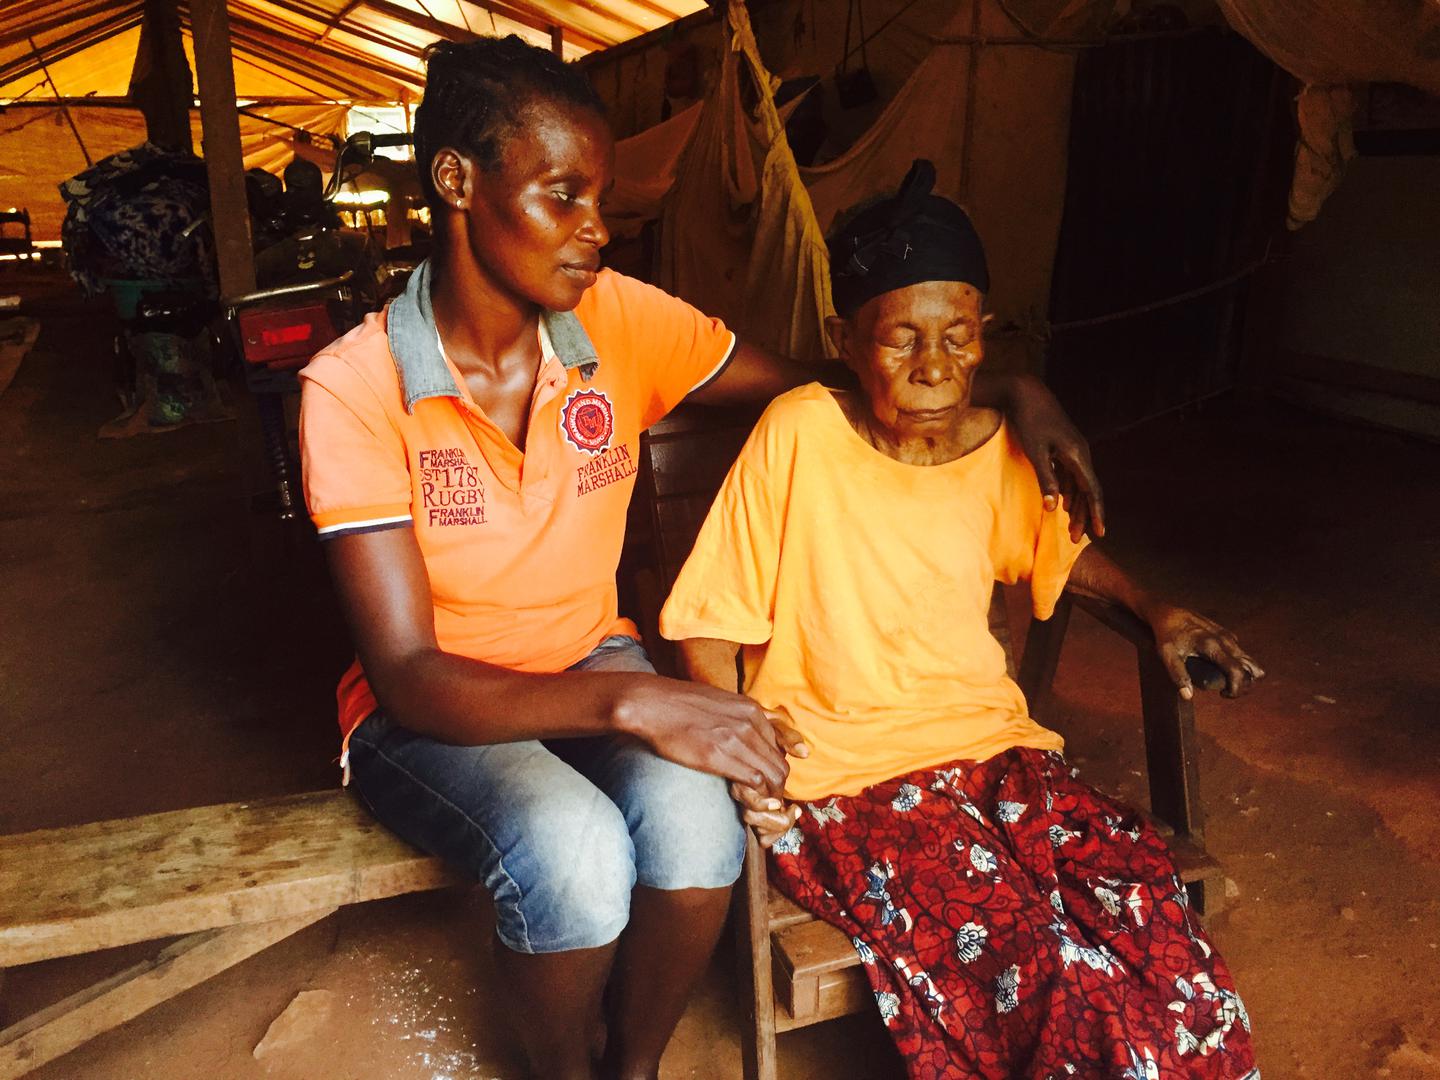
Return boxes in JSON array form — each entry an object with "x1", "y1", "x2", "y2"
[{"x1": 589, "y1": 0, "x2": 1078, "y2": 371}]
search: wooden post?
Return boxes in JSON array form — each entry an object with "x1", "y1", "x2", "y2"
[
  {"x1": 1017, "y1": 593, "x2": 1073, "y2": 718},
  {"x1": 190, "y1": 0, "x2": 256, "y2": 297},
  {"x1": 737, "y1": 830, "x2": 778, "y2": 1080},
  {"x1": 550, "y1": 25, "x2": 564, "y2": 57}
]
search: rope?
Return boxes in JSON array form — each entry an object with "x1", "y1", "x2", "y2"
[
  {"x1": 985, "y1": 252, "x2": 1275, "y2": 343},
  {"x1": 1048, "y1": 254, "x2": 1271, "y2": 333}
]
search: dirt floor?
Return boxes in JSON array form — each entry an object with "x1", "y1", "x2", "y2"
[{"x1": 2, "y1": 269, "x2": 1438, "y2": 1079}]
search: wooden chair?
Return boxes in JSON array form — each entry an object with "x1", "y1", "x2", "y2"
[
  {"x1": 636, "y1": 405, "x2": 1226, "y2": 1080},
  {"x1": 0, "y1": 211, "x2": 35, "y2": 263}
]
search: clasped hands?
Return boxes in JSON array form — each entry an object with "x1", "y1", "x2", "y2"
[{"x1": 729, "y1": 712, "x2": 808, "y2": 850}]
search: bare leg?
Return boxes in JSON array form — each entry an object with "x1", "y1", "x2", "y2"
[
  {"x1": 494, "y1": 936, "x2": 618, "y2": 1080},
  {"x1": 600, "y1": 884, "x2": 734, "y2": 1080}
]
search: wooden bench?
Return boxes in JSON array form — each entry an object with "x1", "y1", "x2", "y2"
[{"x1": 0, "y1": 790, "x2": 459, "y2": 1078}]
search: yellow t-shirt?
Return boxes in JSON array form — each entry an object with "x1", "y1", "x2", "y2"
[{"x1": 659, "y1": 382, "x2": 1089, "y2": 800}]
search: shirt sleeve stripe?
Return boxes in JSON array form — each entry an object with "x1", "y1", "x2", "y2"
[
  {"x1": 316, "y1": 514, "x2": 414, "y2": 539},
  {"x1": 686, "y1": 331, "x2": 739, "y2": 396}
]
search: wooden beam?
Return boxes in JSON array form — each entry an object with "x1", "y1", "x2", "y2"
[
  {"x1": 224, "y1": 24, "x2": 385, "y2": 98},
  {"x1": 190, "y1": 0, "x2": 256, "y2": 298},
  {"x1": 576, "y1": 0, "x2": 726, "y2": 68},
  {"x1": 0, "y1": 9, "x2": 144, "y2": 88},
  {"x1": 225, "y1": 10, "x2": 423, "y2": 90},
  {"x1": 1279, "y1": 349, "x2": 1440, "y2": 408},
  {"x1": 232, "y1": 0, "x2": 426, "y2": 61},
  {"x1": 177, "y1": 1, "x2": 416, "y2": 96},
  {"x1": 358, "y1": 0, "x2": 609, "y2": 55},
  {"x1": 0, "y1": 910, "x2": 335, "y2": 1080},
  {"x1": 531, "y1": 0, "x2": 647, "y2": 40},
  {"x1": 0, "y1": 0, "x2": 137, "y2": 53},
  {"x1": 318, "y1": 0, "x2": 362, "y2": 43},
  {"x1": 0, "y1": 96, "x2": 398, "y2": 108},
  {"x1": 226, "y1": 38, "x2": 371, "y2": 98},
  {"x1": 550, "y1": 24, "x2": 563, "y2": 56}
]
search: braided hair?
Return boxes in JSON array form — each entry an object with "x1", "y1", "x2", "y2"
[{"x1": 413, "y1": 35, "x2": 605, "y2": 211}]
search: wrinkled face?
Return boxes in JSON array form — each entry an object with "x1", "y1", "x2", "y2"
[
  {"x1": 432, "y1": 96, "x2": 613, "y2": 311},
  {"x1": 827, "y1": 280, "x2": 985, "y2": 441}
]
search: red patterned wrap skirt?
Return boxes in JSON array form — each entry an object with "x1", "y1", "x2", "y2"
[{"x1": 766, "y1": 748, "x2": 1259, "y2": 1080}]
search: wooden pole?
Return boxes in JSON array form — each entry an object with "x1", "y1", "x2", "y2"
[
  {"x1": 550, "y1": 25, "x2": 564, "y2": 57},
  {"x1": 189, "y1": 0, "x2": 256, "y2": 297}
]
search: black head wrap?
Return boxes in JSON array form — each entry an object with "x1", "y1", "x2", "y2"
[{"x1": 827, "y1": 159, "x2": 989, "y2": 319}]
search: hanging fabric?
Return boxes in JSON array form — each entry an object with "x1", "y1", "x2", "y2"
[{"x1": 657, "y1": 0, "x2": 834, "y2": 361}]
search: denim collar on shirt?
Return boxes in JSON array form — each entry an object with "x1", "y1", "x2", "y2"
[{"x1": 387, "y1": 258, "x2": 600, "y2": 413}]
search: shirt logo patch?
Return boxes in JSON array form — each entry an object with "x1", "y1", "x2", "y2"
[
  {"x1": 418, "y1": 447, "x2": 486, "y2": 527},
  {"x1": 560, "y1": 388, "x2": 615, "y2": 456}
]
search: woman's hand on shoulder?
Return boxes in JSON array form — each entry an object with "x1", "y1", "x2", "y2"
[
  {"x1": 611, "y1": 675, "x2": 792, "y2": 795},
  {"x1": 1146, "y1": 603, "x2": 1265, "y2": 700},
  {"x1": 1002, "y1": 374, "x2": 1105, "y2": 542}
]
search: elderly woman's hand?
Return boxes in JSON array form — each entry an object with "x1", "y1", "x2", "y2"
[
  {"x1": 1147, "y1": 603, "x2": 1265, "y2": 700},
  {"x1": 730, "y1": 782, "x2": 802, "y2": 848},
  {"x1": 731, "y1": 713, "x2": 809, "y2": 848}
]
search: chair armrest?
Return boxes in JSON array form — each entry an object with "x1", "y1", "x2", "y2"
[
  {"x1": 1067, "y1": 592, "x2": 1150, "y2": 647},
  {"x1": 1017, "y1": 591, "x2": 1211, "y2": 843}
]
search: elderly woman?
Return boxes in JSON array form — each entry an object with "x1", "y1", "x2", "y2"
[{"x1": 661, "y1": 162, "x2": 1262, "y2": 1079}]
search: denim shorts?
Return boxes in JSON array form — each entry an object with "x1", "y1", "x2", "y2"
[{"x1": 346, "y1": 635, "x2": 747, "y2": 954}]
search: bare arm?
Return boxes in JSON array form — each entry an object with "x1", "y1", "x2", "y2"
[
  {"x1": 687, "y1": 343, "x2": 1104, "y2": 539},
  {"x1": 676, "y1": 636, "x2": 743, "y2": 692},
  {"x1": 325, "y1": 529, "x2": 789, "y2": 791},
  {"x1": 1065, "y1": 546, "x2": 1264, "y2": 700}
]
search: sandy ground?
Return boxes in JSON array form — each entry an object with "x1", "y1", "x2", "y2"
[{"x1": 2, "y1": 271, "x2": 1438, "y2": 1079}]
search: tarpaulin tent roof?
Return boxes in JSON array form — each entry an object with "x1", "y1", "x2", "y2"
[
  {"x1": 0, "y1": 0, "x2": 709, "y2": 105},
  {"x1": 0, "y1": 0, "x2": 709, "y2": 238}
]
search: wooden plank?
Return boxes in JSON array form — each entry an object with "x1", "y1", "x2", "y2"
[
  {"x1": 775, "y1": 967, "x2": 871, "y2": 1032},
  {"x1": 1168, "y1": 833, "x2": 1221, "y2": 883},
  {"x1": 737, "y1": 832, "x2": 778, "y2": 1080},
  {"x1": 1136, "y1": 647, "x2": 1204, "y2": 842},
  {"x1": 0, "y1": 791, "x2": 459, "y2": 968},
  {"x1": 191, "y1": 0, "x2": 257, "y2": 298},
  {"x1": 0, "y1": 909, "x2": 334, "y2": 1079},
  {"x1": 777, "y1": 964, "x2": 817, "y2": 1022},
  {"x1": 1279, "y1": 349, "x2": 1440, "y2": 408},
  {"x1": 772, "y1": 919, "x2": 863, "y2": 983},
  {"x1": 1017, "y1": 593, "x2": 1072, "y2": 712},
  {"x1": 766, "y1": 884, "x2": 811, "y2": 933}
]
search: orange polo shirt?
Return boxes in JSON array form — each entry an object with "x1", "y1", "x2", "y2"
[
  {"x1": 299, "y1": 264, "x2": 737, "y2": 745},
  {"x1": 659, "y1": 384, "x2": 1087, "y2": 800}
]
